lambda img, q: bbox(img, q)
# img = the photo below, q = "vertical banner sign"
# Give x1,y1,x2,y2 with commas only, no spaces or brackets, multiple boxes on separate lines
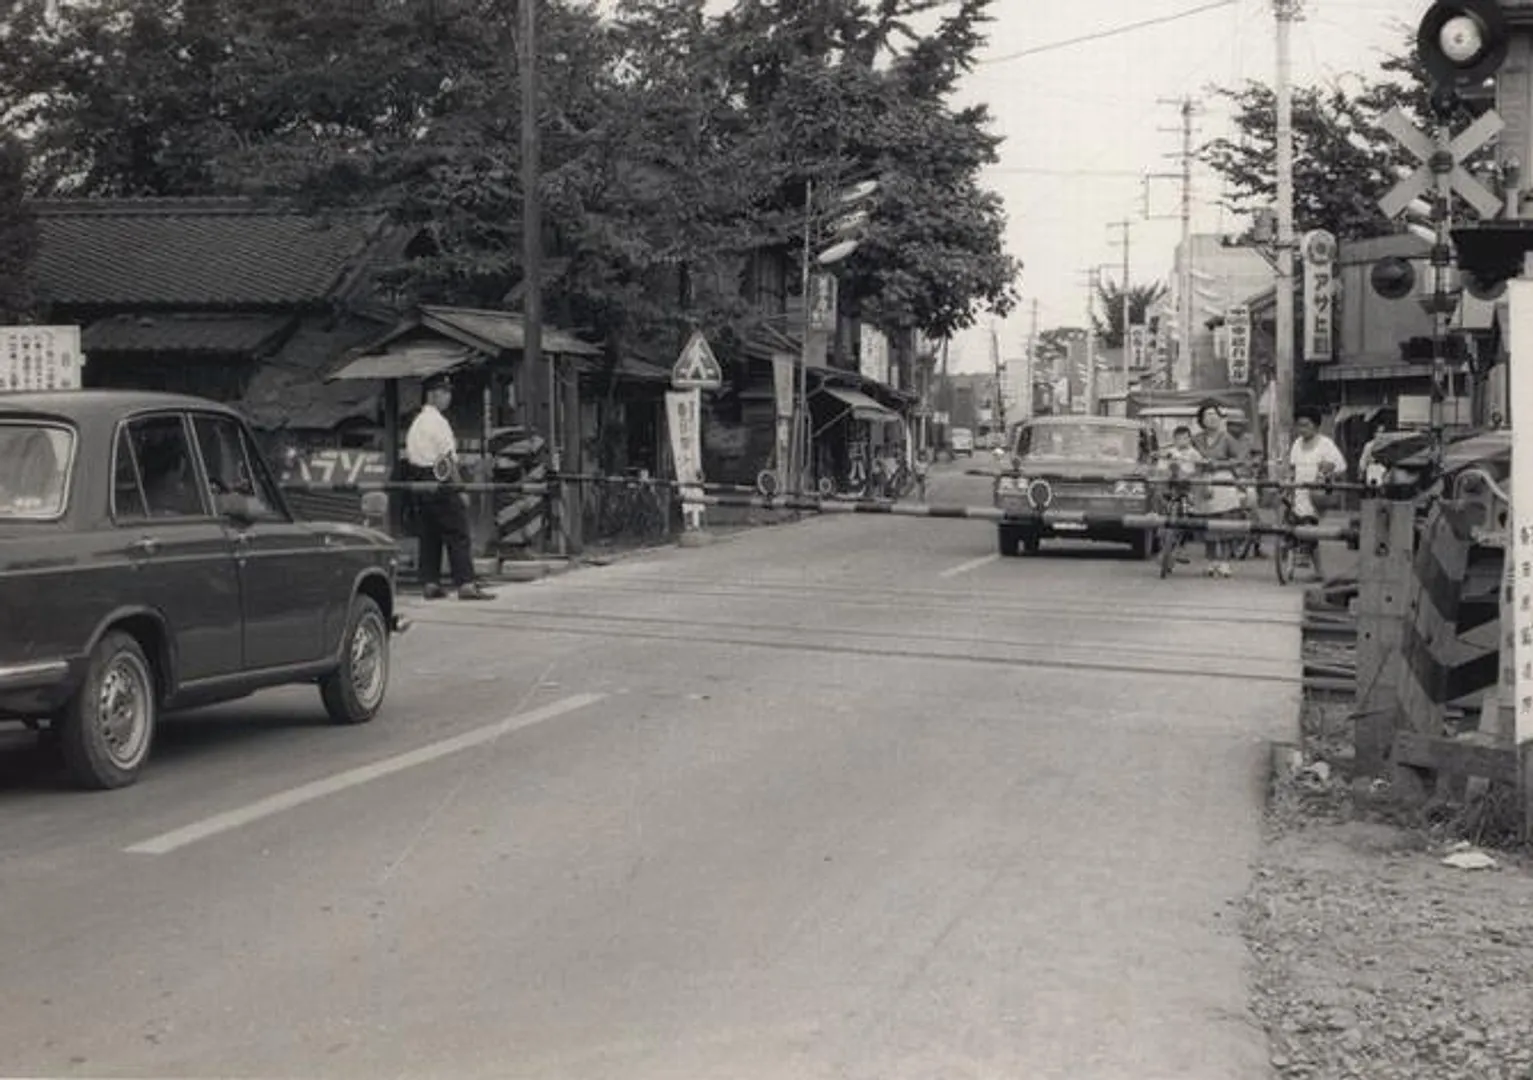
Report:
1508,281,1533,747
666,389,704,529
0,326,84,392
772,353,795,473
808,273,838,334
1226,305,1251,385
1302,230,1337,363
860,327,889,385
1128,324,1147,369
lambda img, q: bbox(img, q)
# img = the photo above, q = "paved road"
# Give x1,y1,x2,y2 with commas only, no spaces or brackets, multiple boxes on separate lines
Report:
0,465,1300,1079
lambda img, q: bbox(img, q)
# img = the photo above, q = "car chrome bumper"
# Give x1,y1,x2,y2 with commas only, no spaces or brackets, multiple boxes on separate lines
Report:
0,659,71,692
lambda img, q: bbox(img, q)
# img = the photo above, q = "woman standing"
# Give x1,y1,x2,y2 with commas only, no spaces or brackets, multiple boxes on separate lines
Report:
1192,399,1244,578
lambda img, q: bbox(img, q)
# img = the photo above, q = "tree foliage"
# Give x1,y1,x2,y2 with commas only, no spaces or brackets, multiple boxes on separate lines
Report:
1090,281,1165,348
0,132,36,321
1199,33,1495,241
3,0,1019,346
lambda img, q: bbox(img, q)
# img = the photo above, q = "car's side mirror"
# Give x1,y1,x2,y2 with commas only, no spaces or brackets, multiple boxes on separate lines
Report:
216,491,256,527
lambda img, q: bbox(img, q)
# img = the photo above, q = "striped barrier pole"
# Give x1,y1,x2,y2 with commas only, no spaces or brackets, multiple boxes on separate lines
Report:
964,470,1401,495
677,492,1358,542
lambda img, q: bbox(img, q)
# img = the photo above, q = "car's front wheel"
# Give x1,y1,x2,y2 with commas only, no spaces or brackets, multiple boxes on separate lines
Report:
1129,530,1154,560
59,630,158,790
320,594,390,725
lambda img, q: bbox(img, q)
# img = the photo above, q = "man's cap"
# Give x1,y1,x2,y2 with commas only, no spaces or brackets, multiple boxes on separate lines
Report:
423,372,453,392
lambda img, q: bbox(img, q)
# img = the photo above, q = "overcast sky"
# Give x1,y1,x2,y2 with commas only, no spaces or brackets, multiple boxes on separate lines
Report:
941,0,1422,373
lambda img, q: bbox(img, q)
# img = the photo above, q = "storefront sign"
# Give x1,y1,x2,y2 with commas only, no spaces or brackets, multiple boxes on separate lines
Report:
0,325,84,392
1506,280,1533,746
1302,230,1337,363
279,447,390,487
808,273,838,333
860,327,890,385
1226,305,1251,385
1128,324,1147,369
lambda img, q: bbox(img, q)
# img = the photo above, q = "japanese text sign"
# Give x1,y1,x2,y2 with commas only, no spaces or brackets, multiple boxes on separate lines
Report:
1226,305,1251,385
1302,230,1336,364
1128,324,1147,369
665,389,704,489
0,326,84,393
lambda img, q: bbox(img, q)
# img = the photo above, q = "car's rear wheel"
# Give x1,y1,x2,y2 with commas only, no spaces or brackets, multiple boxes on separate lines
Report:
1129,530,1153,560
997,526,1020,557
321,595,390,725
59,630,158,790
1021,534,1041,556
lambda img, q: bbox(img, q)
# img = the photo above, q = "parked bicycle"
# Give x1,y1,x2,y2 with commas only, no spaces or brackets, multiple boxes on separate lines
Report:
1272,489,1321,586
1157,465,1198,579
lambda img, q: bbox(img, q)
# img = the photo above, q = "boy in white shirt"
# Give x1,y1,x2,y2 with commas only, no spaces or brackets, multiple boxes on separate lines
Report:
1285,406,1347,580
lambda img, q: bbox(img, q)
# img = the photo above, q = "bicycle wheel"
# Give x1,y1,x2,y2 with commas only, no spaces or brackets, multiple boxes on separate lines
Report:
1274,534,1297,586
1158,528,1179,578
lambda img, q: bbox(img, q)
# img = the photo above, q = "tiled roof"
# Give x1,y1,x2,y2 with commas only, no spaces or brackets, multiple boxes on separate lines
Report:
81,313,293,354
29,199,393,310
239,314,392,432
419,306,602,357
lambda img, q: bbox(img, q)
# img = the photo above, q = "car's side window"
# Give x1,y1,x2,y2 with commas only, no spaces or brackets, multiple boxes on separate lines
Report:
191,414,285,522
126,415,209,519
237,425,290,521
111,427,149,521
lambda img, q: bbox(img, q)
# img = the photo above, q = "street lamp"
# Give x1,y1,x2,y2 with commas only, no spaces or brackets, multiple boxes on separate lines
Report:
789,177,881,496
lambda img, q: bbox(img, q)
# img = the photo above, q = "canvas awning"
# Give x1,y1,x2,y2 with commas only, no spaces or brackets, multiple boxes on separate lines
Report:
326,343,477,382
822,385,900,424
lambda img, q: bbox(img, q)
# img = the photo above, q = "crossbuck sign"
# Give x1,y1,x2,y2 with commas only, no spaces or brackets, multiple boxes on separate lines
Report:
1377,106,1504,221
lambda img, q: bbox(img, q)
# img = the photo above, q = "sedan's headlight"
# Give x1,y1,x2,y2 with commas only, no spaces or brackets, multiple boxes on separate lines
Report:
1114,480,1147,498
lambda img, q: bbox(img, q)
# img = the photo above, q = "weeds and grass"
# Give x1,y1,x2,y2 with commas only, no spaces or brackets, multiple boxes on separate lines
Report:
1283,698,1530,856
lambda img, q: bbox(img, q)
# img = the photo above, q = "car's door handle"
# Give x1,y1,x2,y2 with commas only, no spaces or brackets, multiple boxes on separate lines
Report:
127,537,159,557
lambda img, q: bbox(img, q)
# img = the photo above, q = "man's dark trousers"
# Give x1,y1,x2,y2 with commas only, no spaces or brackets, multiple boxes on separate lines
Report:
411,468,475,588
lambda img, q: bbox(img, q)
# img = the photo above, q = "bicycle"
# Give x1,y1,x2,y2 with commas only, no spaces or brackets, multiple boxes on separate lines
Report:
1157,471,1197,579
1272,490,1321,586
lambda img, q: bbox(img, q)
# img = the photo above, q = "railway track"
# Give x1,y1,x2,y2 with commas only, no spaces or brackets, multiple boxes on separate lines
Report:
1301,585,1356,703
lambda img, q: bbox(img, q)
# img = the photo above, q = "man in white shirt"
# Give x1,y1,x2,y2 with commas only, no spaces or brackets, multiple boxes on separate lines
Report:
405,374,493,601
1285,406,1348,580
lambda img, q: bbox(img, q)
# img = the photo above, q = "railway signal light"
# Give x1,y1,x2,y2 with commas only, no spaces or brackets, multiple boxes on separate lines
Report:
1417,0,1510,92
1371,256,1418,300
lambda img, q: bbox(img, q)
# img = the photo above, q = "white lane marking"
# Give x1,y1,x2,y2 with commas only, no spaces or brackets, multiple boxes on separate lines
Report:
124,693,606,856
939,553,1000,579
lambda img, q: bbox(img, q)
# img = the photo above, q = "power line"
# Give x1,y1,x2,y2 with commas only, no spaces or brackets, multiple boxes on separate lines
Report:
981,0,1241,65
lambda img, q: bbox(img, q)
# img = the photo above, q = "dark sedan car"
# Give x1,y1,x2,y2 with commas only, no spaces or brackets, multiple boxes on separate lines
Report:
0,391,407,789
992,415,1161,558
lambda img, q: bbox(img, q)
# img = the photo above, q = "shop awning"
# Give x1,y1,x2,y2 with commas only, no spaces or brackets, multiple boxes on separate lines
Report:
822,385,900,424
326,343,477,382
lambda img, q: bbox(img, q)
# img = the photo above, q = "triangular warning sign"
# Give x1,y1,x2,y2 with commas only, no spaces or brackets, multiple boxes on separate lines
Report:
672,331,723,388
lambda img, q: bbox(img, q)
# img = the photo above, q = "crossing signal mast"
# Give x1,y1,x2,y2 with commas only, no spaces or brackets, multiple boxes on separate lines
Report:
1376,0,1518,456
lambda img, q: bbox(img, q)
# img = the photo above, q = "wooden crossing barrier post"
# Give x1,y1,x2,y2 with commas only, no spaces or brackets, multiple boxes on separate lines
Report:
1353,498,1417,778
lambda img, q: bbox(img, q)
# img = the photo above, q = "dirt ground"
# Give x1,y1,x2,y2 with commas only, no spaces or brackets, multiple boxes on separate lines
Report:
1245,701,1533,1079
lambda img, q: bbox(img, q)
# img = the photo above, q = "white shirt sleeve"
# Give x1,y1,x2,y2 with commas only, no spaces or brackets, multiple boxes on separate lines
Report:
405,407,457,468
1320,437,1347,477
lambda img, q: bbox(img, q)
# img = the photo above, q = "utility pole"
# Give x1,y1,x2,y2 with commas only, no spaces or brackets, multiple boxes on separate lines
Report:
1108,219,1133,385
989,320,1005,432
519,0,553,550
1084,267,1100,415
1156,97,1198,391
791,181,815,495
1272,0,1300,466
1024,298,1039,420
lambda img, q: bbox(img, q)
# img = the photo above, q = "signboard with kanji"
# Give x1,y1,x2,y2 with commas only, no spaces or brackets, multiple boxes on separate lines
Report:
1226,305,1251,385
0,326,84,393
1302,231,1336,364
1128,324,1147,369
808,273,838,333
